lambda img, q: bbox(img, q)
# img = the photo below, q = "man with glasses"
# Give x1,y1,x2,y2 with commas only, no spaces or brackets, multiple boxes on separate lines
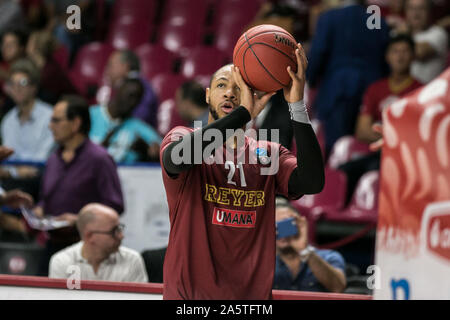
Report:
34,95,124,276
0,58,53,173
49,203,147,282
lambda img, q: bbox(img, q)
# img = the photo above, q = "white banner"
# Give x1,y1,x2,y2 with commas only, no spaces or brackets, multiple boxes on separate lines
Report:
118,165,170,253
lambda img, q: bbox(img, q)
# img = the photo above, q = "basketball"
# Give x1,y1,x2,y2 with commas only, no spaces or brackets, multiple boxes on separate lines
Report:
233,24,298,93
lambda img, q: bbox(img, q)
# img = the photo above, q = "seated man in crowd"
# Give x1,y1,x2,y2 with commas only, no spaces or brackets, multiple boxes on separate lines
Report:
0,58,53,194
89,77,161,163
273,198,346,293
339,33,422,204
396,0,448,83
34,95,124,275
1,58,54,164
49,203,147,282
96,49,159,128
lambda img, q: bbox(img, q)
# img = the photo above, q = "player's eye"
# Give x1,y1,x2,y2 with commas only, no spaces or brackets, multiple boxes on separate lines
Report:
217,83,225,88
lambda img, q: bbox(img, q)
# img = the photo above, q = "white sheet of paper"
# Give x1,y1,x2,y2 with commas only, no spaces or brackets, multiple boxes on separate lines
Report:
20,206,71,231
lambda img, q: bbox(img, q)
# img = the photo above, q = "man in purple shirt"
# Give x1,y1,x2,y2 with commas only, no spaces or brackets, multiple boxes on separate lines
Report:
34,95,124,275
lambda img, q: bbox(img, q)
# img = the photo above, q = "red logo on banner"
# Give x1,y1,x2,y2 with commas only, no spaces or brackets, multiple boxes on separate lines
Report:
427,214,450,261
212,207,256,228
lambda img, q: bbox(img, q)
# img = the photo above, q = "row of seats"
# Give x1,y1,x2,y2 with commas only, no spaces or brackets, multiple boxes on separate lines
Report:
68,42,228,100
105,0,264,57
292,136,378,245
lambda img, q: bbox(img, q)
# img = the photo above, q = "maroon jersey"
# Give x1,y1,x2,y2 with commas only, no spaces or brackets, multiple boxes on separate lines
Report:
360,77,422,122
160,126,298,299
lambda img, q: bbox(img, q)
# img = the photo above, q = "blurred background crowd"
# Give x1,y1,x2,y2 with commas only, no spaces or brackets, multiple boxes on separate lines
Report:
0,0,449,295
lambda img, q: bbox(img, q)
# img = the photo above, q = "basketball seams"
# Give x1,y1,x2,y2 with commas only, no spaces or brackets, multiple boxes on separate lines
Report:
244,33,286,88
251,42,297,67
233,29,296,63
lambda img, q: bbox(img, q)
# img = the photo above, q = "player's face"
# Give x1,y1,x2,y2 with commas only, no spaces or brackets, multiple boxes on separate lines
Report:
386,42,414,75
405,0,429,30
206,65,240,121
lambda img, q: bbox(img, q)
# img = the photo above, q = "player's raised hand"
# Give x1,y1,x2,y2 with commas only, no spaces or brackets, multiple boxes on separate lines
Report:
283,43,308,103
233,66,275,119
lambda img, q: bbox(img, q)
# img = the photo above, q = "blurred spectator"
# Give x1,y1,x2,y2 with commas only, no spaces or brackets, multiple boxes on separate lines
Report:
306,0,390,155
380,0,406,30
0,27,29,117
0,0,25,35
309,0,341,38
1,58,53,164
49,203,148,282
26,30,78,105
0,27,28,85
90,77,161,164
396,0,448,83
175,80,209,128
0,186,34,241
44,0,94,64
96,50,159,128
339,34,422,204
34,95,124,275
20,0,47,30
247,2,298,36
0,59,53,194
273,198,346,293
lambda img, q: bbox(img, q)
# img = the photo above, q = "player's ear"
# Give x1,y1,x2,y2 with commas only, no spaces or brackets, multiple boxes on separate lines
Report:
205,87,210,105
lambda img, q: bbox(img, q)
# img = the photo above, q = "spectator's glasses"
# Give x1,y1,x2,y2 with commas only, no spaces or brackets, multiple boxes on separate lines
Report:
91,223,125,238
7,78,31,88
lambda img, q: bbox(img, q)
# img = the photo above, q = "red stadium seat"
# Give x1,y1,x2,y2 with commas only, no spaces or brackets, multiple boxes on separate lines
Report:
212,0,264,57
157,23,203,55
327,136,371,169
111,0,158,21
292,167,348,244
106,17,152,50
69,42,113,98
157,98,189,136
52,44,70,71
323,170,379,224
135,44,176,82
161,0,209,26
180,46,227,79
150,73,187,102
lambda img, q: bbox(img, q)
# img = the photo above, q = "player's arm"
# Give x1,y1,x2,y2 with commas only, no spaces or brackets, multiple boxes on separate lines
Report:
162,89,274,176
284,44,325,197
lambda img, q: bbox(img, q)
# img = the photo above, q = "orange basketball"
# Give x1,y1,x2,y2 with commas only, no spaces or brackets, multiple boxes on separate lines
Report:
233,24,298,93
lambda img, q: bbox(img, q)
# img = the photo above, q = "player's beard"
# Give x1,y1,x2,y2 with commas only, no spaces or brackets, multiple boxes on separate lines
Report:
209,105,219,121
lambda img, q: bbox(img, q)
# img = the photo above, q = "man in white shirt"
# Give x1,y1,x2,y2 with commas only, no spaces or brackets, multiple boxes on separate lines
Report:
1,59,54,179
401,0,448,83
49,203,148,283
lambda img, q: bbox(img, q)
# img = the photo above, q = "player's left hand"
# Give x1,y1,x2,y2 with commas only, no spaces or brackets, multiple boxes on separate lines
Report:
283,43,308,103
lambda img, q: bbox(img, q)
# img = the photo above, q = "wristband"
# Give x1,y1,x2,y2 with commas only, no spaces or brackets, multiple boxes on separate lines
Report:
299,245,315,262
288,100,310,124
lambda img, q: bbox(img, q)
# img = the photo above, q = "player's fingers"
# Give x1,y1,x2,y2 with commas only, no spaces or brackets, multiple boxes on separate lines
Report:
287,66,300,82
296,44,308,75
233,66,248,90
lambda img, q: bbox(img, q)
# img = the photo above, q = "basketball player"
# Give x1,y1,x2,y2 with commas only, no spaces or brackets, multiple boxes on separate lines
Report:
160,44,324,299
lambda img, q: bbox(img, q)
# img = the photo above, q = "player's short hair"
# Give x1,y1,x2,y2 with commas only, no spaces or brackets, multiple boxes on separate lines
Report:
386,33,415,53
119,49,140,72
209,63,233,88
179,80,208,109
9,58,40,86
59,95,91,135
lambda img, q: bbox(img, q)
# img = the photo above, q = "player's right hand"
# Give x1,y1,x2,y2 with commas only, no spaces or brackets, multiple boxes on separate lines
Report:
232,66,275,119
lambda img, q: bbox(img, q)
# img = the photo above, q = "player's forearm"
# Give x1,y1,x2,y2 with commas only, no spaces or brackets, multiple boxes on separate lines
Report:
162,106,251,175
287,101,325,197
307,253,347,293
